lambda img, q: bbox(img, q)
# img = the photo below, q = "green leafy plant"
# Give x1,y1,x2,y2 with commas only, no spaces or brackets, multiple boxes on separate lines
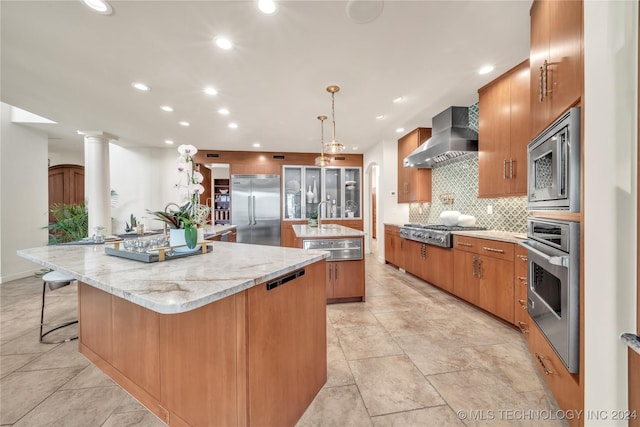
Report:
45,202,89,244
308,210,318,220
124,213,138,232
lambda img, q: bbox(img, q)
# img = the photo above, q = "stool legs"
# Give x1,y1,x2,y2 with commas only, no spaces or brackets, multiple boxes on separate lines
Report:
39,280,78,344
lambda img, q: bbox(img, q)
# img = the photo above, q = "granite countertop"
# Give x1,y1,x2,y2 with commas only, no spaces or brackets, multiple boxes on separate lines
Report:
292,224,365,238
17,242,327,315
204,223,237,237
383,222,405,228
451,229,527,244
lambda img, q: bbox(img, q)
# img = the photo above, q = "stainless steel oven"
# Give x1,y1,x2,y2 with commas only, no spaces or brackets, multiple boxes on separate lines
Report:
528,107,580,211
519,218,580,373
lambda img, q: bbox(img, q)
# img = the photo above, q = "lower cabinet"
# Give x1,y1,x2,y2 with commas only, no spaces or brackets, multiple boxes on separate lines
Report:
384,225,404,268
514,245,530,339
326,260,364,301
452,236,515,324
404,240,454,293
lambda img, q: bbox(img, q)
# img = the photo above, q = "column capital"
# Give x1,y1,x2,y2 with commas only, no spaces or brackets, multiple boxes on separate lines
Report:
77,130,119,142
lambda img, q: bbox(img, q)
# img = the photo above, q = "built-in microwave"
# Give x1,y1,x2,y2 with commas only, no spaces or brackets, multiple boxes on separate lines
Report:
527,107,580,211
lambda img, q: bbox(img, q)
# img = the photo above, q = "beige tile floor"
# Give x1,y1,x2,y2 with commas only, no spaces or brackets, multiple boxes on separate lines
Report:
0,252,565,426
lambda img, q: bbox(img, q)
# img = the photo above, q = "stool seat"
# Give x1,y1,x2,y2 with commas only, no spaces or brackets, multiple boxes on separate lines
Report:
40,270,78,344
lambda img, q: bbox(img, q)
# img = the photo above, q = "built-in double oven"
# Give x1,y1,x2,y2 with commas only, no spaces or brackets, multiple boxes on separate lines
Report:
521,106,581,374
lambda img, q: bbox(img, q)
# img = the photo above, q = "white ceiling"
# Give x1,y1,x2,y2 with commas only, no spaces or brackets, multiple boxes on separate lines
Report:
1,0,531,155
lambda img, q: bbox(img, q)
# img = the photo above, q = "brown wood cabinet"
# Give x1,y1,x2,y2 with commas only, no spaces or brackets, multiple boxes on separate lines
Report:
403,240,454,293
513,245,530,338
453,236,515,323
478,60,530,198
384,225,404,268
78,260,327,427
528,321,581,424
397,128,432,203
529,0,583,138
327,260,364,301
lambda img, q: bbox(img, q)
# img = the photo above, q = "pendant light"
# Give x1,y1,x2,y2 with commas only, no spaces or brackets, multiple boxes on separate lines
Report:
315,115,331,167
323,85,345,154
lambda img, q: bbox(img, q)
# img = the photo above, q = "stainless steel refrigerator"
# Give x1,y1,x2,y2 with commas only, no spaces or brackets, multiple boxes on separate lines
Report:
231,174,281,246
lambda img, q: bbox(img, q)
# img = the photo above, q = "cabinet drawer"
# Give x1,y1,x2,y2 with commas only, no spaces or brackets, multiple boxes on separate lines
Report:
453,236,515,262
529,322,581,417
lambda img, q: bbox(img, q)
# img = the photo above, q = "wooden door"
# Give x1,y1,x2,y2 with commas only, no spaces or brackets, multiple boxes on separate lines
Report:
478,256,514,324
530,0,551,138
48,164,84,208
424,245,453,293
509,61,531,195
478,72,511,197
547,0,583,125
397,132,415,203
371,191,377,239
453,250,479,305
333,261,364,299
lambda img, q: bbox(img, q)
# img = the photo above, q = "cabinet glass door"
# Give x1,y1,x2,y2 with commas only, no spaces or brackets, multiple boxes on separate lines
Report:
344,168,361,218
304,167,322,219
323,167,342,219
283,167,302,219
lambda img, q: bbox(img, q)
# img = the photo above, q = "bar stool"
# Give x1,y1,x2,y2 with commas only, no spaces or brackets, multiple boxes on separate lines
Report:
40,270,78,344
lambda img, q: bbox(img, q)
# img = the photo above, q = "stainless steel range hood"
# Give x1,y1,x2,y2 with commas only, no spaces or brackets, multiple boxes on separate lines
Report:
403,106,478,168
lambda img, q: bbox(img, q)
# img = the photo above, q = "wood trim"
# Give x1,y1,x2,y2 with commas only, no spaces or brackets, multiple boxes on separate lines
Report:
528,210,583,222
193,150,363,168
235,292,248,427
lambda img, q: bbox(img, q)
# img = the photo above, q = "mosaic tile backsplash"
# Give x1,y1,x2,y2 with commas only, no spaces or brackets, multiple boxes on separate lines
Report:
408,102,527,233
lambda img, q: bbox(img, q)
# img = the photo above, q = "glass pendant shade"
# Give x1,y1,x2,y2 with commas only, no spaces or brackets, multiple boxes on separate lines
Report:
314,154,331,167
324,139,344,154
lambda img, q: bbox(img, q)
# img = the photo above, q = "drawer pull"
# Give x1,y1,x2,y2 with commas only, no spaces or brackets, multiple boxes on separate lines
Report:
517,276,528,285
482,247,505,253
517,254,528,261
517,299,527,309
517,321,529,334
457,242,472,247
535,352,553,375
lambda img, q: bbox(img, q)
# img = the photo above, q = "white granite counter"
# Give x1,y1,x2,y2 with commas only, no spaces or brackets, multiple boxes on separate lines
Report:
204,223,237,238
17,242,327,315
451,230,527,244
383,222,405,228
292,224,365,238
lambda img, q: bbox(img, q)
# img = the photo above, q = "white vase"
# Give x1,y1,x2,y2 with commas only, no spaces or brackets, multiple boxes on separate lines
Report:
169,228,204,251
306,186,314,203
312,179,318,203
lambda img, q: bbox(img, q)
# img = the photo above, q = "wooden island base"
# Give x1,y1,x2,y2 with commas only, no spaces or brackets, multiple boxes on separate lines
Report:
78,260,327,427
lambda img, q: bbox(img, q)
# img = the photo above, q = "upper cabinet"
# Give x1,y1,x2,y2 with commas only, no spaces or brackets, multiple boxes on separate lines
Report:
530,0,583,138
397,128,432,203
478,60,530,198
283,166,362,220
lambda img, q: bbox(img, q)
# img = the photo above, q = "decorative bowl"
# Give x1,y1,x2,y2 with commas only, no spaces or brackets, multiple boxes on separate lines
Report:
457,214,477,227
439,210,461,226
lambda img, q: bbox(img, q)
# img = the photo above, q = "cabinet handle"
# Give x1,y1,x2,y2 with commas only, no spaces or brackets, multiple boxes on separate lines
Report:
477,259,483,279
535,352,553,375
539,65,544,102
329,264,332,281
509,159,514,179
516,254,528,261
472,256,477,278
482,247,505,254
542,59,551,98
457,242,472,247
517,276,528,285
517,321,529,334
503,159,507,180
518,299,527,309
335,264,338,280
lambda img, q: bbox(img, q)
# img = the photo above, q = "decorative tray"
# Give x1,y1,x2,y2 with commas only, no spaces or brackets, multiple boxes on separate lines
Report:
105,242,212,263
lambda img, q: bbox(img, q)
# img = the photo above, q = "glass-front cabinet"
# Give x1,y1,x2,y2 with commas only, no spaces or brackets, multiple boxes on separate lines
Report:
283,166,361,220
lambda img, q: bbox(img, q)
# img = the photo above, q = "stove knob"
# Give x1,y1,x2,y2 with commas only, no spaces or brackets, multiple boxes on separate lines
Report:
437,236,445,243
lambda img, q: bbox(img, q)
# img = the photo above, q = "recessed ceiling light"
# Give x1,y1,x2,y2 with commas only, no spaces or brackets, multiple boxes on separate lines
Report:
376,115,385,120
393,96,404,103
218,108,230,115
131,82,150,91
161,105,174,112
228,122,238,129
204,86,218,96
395,127,405,133
215,37,233,50
253,143,261,148
352,146,358,151
258,0,278,15
81,0,112,15
478,65,495,75
165,140,174,145
179,121,190,127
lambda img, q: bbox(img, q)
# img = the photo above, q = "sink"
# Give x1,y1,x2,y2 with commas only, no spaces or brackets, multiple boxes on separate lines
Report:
319,224,340,229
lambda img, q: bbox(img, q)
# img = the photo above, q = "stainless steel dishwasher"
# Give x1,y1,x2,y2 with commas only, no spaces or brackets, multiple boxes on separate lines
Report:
302,238,363,261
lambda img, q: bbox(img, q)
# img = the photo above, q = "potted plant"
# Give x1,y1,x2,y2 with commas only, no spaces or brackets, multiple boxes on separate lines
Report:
45,202,89,244
308,210,318,227
148,144,210,249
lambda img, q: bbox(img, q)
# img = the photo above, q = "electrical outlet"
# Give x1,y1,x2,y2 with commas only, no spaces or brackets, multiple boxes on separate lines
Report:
487,205,493,215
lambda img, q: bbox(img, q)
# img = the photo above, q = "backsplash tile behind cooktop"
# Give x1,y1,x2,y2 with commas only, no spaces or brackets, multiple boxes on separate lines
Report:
408,153,527,233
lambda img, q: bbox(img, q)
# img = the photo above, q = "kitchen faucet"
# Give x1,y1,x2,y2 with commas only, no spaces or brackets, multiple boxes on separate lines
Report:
163,202,181,235
316,200,334,227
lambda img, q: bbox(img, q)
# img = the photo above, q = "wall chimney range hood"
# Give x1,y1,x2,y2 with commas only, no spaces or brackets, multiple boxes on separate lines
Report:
403,106,478,168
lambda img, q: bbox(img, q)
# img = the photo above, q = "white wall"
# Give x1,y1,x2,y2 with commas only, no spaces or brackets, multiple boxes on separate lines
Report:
364,139,409,263
584,1,638,424
48,149,84,167
109,144,183,234
0,103,50,282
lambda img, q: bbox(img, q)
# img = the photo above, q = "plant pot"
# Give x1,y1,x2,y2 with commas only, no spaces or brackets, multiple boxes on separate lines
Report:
308,219,318,227
169,228,205,250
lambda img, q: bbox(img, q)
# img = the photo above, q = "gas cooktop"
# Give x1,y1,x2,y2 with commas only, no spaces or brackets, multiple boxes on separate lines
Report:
400,224,487,247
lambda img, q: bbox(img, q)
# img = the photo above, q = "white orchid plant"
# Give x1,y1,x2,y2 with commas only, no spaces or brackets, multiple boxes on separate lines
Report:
148,144,211,248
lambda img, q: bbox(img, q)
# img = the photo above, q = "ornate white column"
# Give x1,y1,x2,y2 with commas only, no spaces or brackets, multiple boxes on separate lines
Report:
79,131,118,235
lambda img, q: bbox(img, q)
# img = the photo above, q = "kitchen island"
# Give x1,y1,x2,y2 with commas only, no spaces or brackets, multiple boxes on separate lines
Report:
17,242,328,427
293,224,365,303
